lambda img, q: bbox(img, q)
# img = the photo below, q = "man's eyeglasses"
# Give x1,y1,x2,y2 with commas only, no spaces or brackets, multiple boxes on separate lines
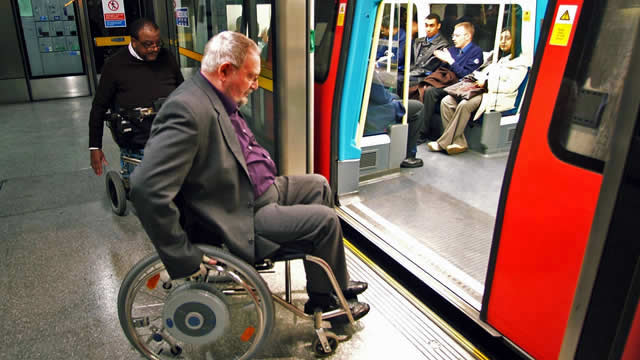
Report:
139,40,164,50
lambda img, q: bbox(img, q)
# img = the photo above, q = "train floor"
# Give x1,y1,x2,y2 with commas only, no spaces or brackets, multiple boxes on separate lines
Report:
340,127,508,309
0,97,487,359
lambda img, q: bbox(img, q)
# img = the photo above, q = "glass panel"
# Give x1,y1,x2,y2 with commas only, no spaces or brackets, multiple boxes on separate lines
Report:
86,0,142,74
549,0,640,172
429,4,500,51
171,0,277,161
364,3,417,136
375,2,407,82
314,1,339,82
17,0,86,77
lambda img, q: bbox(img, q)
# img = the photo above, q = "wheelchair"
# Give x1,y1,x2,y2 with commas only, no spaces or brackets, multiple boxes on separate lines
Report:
118,244,356,359
104,104,160,216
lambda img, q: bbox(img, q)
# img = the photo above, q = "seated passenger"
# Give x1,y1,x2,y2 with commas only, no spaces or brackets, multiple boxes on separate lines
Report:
428,28,528,154
376,15,406,71
397,14,450,93
365,71,425,168
130,31,370,324
418,22,484,142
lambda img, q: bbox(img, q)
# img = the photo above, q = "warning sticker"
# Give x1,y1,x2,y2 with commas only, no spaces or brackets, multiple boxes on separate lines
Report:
337,3,346,27
549,5,578,46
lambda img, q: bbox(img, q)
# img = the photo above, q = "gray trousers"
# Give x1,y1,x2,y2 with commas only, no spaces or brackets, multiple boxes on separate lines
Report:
437,94,482,148
254,174,348,294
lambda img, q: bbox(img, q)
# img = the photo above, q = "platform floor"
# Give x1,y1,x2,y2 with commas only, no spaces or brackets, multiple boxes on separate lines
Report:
0,97,483,359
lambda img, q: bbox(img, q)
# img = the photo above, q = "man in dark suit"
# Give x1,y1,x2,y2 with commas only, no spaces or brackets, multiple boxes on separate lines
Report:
130,31,369,322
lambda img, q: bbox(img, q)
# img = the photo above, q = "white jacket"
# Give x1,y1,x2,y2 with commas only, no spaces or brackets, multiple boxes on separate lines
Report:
472,54,529,121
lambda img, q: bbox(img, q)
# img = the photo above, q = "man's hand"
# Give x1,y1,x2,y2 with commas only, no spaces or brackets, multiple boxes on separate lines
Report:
90,149,108,176
186,255,218,280
434,49,455,65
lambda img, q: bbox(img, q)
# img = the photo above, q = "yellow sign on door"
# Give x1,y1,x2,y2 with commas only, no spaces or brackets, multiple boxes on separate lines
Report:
550,5,578,46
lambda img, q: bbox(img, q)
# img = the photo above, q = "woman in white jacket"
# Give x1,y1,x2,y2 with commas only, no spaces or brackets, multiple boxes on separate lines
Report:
428,28,528,154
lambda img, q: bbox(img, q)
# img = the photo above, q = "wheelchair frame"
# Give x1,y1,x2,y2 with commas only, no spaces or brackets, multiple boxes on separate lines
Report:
118,244,356,359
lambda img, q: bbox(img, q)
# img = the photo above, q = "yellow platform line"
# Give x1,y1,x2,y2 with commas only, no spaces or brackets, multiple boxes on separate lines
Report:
344,239,490,360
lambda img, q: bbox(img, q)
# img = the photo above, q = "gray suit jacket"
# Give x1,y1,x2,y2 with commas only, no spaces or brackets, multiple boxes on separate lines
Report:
130,73,279,279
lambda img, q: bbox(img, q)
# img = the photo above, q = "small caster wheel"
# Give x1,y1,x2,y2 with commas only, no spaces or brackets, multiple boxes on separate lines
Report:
170,345,182,356
106,170,127,216
312,334,339,356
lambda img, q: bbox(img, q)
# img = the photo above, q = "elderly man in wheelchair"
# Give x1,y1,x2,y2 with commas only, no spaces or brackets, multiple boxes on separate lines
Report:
118,31,370,359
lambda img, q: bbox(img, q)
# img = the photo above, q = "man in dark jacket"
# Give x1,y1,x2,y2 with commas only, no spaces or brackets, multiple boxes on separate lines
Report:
397,14,450,95
89,18,184,177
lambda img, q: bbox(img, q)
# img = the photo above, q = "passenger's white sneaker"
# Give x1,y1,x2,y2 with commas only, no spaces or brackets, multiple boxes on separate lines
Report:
427,141,441,152
445,144,468,155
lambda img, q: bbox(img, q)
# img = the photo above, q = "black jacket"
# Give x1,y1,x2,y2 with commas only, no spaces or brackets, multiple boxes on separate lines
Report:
410,33,451,77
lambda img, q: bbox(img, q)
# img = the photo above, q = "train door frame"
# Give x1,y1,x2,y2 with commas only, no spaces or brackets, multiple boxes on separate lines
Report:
327,0,544,341
480,0,640,358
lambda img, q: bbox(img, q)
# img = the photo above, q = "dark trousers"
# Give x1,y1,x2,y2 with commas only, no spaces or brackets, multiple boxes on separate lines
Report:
397,74,425,97
406,99,424,157
420,87,448,140
254,174,348,294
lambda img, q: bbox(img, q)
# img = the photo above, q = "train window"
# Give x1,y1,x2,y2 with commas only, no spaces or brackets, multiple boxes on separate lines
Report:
359,2,417,139
374,3,411,77
314,1,340,82
429,4,508,52
548,0,639,172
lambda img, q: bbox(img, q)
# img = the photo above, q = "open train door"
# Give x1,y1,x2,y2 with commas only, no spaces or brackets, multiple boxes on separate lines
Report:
480,0,640,359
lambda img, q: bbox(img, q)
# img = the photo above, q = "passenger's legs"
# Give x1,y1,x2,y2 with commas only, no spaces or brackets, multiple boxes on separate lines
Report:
437,95,482,150
254,202,348,294
405,100,424,157
419,87,448,141
401,100,425,168
272,174,333,207
119,148,144,189
254,175,369,320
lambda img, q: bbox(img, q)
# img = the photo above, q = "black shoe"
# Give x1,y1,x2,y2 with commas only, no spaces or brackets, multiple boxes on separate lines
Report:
341,280,368,299
400,157,423,168
304,295,371,323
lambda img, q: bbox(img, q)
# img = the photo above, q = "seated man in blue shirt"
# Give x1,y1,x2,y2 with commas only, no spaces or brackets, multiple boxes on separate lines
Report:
418,22,483,142
376,15,406,71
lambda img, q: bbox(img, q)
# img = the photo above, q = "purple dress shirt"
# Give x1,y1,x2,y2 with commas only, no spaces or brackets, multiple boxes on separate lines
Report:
201,73,277,198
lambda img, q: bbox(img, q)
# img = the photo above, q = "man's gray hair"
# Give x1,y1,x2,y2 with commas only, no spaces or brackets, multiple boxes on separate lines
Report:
201,31,259,73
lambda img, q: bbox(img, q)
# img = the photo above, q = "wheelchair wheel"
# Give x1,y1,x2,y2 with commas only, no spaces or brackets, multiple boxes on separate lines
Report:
106,170,127,216
312,333,339,356
118,245,275,360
